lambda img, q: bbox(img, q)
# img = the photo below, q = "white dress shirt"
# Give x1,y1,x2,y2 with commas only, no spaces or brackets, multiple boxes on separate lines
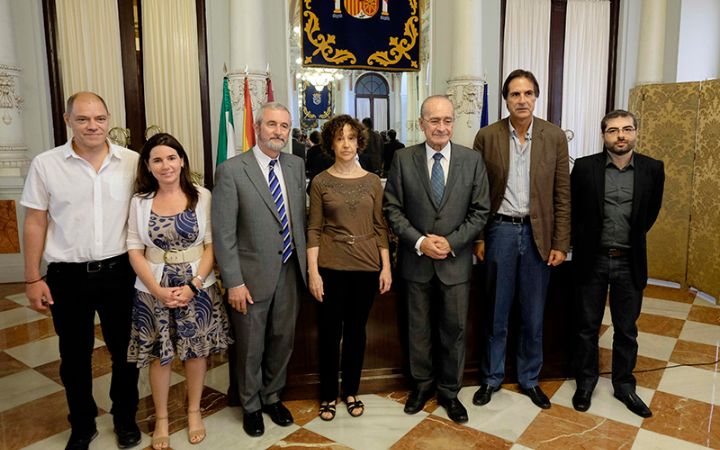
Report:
20,139,138,263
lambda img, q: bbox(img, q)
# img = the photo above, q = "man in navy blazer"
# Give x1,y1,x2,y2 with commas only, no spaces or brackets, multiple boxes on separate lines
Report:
571,109,664,418
384,95,490,423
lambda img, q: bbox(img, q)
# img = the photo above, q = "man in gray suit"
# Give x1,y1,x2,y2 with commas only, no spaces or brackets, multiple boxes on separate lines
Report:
384,95,490,423
212,102,307,437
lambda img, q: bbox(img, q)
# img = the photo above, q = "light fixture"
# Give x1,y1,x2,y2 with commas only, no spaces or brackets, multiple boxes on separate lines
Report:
299,68,343,91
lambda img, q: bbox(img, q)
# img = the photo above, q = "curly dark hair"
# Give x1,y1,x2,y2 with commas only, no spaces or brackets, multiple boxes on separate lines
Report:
320,114,367,156
134,132,199,210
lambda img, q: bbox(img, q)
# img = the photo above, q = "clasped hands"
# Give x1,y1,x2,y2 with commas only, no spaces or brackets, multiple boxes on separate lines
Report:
154,284,196,309
421,234,452,259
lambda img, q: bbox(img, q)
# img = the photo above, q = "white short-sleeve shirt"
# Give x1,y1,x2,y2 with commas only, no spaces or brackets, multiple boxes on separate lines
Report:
20,139,139,263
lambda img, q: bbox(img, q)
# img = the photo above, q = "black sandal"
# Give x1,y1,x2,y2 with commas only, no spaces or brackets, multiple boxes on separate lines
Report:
344,396,364,417
319,401,336,421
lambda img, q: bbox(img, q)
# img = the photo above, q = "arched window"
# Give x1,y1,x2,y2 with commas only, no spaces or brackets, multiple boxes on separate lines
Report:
354,73,390,131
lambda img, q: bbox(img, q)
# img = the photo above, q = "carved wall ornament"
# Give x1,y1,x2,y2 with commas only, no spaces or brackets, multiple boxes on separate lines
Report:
0,66,24,113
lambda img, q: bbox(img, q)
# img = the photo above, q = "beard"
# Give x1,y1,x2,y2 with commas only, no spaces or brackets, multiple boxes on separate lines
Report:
261,136,286,152
606,140,635,156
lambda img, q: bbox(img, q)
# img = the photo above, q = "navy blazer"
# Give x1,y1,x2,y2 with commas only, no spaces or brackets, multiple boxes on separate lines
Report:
571,151,664,289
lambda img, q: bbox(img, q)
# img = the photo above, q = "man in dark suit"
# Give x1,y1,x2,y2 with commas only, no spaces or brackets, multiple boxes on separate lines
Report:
472,69,570,409
212,102,308,437
291,128,306,160
383,129,405,175
384,95,490,423
571,109,664,418
362,117,384,175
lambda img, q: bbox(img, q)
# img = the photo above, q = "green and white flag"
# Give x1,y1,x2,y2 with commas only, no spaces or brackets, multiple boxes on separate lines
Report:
216,77,236,166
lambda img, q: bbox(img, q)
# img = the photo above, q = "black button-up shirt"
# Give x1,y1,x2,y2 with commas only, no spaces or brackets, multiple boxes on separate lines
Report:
600,154,634,249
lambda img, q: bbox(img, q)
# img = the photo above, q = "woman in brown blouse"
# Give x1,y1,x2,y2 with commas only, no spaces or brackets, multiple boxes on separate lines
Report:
307,114,392,421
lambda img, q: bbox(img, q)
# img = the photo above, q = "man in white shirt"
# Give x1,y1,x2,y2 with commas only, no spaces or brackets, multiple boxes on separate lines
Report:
21,92,141,450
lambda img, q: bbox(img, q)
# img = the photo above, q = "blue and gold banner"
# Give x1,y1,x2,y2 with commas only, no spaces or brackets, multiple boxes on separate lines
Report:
302,81,333,120
301,0,420,72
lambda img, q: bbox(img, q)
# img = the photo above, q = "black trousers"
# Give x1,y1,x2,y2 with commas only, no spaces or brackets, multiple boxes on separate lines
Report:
318,268,378,401
46,254,139,433
573,254,644,395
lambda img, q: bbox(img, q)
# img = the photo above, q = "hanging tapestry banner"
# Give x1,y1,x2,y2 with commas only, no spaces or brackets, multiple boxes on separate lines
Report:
302,81,333,120
301,0,420,72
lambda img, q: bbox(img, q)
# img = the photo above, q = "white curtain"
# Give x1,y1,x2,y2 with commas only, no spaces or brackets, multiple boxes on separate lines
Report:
55,0,126,135
142,0,204,178
373,98,388,131
561,0,610,162
356,98,370,122
503,0,551,119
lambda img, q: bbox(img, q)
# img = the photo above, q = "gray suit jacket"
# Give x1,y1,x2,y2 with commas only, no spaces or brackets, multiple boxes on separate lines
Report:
384,142,490,285
212,149,308,301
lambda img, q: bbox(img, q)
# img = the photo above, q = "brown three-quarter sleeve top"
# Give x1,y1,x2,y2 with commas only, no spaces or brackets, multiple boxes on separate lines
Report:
307,171,389,272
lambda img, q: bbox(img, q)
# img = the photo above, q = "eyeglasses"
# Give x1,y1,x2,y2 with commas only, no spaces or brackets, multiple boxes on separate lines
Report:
604,126,636,136
422,117,454,127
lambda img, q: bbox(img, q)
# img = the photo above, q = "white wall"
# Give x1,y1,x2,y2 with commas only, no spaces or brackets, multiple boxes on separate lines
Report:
205,0,230,171
676,0,720,82
10,0,53,157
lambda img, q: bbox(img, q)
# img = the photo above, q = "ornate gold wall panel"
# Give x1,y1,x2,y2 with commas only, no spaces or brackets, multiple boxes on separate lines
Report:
687,79,720,300
629,82,699,286
0,200,20,254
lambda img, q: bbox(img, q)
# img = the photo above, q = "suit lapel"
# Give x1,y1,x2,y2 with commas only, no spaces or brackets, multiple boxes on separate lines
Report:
441,143,462,209
630,153,645,226
529,119,543,185
498,119,511,182
243,152,281,223
279,153,300,222
412,146,437,208
592,153,606,219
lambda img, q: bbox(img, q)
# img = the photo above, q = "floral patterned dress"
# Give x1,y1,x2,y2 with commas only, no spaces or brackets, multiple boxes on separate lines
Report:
127,209,231,367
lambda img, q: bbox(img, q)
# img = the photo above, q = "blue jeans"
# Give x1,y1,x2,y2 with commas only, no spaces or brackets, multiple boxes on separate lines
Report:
482,220,551,388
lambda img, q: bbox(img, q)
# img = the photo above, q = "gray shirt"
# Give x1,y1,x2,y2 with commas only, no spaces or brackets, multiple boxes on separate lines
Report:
601,154,634,248
498,120,533,217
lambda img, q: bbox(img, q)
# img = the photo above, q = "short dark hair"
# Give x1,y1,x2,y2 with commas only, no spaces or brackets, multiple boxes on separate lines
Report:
309,130,321,145
362,117,373,129
321,115,367,156
66,91,109,115
502,69,540,100
387,129,397,140
601,109,637,132
134,133,199,210
292,128,302,139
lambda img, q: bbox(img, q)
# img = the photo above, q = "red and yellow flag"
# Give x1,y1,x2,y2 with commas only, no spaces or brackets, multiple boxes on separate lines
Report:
242,77,256,151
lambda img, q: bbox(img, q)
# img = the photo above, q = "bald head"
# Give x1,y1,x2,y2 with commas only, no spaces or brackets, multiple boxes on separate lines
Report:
66,92,109,115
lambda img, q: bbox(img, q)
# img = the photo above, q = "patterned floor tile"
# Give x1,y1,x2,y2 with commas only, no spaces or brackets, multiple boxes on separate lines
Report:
641,297,692,320
687,304,720,326
636,312,685,338
517,404,639,449
632,428,711,449
269,428,352,449
0,369,63,413
642,390,720,448
644,285,696,303
600,327,677,361
598,348,667,390
0,390,72,450
0,298,22,312
679,320,720,346
669,339,720,371
657,364,720,405
0,317,55,350
0,351,28,378
391,414,512,449
458,386,542,442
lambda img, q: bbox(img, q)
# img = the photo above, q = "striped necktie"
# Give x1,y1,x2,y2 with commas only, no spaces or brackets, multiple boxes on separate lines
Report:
431,152,445,204
268,159,293,263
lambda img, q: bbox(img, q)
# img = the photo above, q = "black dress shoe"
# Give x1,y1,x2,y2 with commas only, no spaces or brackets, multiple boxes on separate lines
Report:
114,421,141,449
404,390,433,414
262,401,294,426
472,383,500,406
65,429,98,450
438,397,469,423
522,386,551,409
572,389,592,412
243,410,265,437
614,391,652,418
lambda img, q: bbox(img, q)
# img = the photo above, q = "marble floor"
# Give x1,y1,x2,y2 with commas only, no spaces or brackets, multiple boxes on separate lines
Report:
0,283,718,449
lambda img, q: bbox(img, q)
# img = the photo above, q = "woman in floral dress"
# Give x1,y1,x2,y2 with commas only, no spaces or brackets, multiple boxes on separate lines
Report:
126,133,231,449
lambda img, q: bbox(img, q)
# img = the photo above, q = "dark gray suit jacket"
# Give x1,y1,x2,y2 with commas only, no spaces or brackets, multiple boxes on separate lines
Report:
212,149,308,301
384,142,490,285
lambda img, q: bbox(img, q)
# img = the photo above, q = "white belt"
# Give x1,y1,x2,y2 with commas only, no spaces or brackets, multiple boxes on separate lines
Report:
145,246,204,264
